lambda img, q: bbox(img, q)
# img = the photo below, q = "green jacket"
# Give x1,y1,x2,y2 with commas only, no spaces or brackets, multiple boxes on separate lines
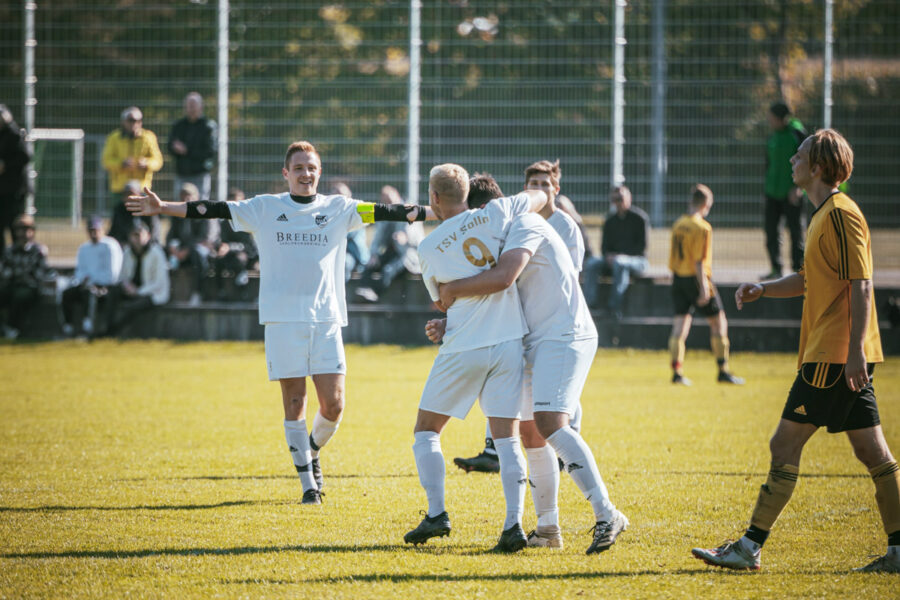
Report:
765,118,806,199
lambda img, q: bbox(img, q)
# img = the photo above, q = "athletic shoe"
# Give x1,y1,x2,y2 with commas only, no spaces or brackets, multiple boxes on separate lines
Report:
586,511,629,554
311,457,323,489
672,373,692,386
526,525,563,549
718,371,745,385
853,549,900,573
493,523,527,553
691,540,761,570
301,488,323,505
404,511,451,545
453,451,500,473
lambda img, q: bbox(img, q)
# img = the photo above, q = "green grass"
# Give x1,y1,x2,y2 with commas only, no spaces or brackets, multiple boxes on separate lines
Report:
0,340,898,599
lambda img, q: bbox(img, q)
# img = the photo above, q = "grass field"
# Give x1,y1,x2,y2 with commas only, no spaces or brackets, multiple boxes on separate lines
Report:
1,340,898,599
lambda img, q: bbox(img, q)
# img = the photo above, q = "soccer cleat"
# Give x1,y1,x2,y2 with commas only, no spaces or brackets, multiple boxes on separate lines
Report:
672,372,692,386
718,371,745,385
526,525,563,549
493,523,528,553
453,451,500,473
853,549,900,573
691,540,761,571
404,511,451,545
311,457,323,489
301,488,324,505
586,511,629,555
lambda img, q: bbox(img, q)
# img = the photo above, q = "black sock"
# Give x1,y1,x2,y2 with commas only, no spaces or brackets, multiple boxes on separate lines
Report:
745,525,770,546
888,530,900,546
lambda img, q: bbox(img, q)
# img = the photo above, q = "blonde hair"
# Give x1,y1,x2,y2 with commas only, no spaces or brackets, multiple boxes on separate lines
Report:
524,159,561,188
808,129,853,186
690,183,713,207
284,140,320,169
429,163,470,205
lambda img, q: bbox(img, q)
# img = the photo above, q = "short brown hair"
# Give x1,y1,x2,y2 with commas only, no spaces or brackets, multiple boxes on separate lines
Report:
467,172,504,209
429,163,469,205
524,159,560,188
690,183,713,207
807,129,853,187
284,141,320,169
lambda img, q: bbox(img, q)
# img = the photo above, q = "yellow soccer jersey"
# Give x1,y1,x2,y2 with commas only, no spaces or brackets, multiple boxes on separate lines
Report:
797,192,883,367
669,214,712,279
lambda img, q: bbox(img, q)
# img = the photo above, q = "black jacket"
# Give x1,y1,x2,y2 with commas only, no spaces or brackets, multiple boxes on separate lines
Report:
0,122,32,202
167,117,217,176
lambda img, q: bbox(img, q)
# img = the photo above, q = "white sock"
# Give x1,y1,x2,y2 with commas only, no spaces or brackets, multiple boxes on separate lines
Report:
413,431,445,517
309,412,340,458
494,436,527,530
570,403,583,433
483,421,497,456
284,419,317,492
739,535,762,555
546,426,615,522
526,445,560,528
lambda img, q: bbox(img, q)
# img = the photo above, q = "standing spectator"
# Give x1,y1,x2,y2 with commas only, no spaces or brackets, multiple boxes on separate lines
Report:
102,107,163,242
0,104,32,257
108,222,170,334
168,92,217,201
582,186,650,319
0,215,49,339
215,188,258,300
165,182,218,305
763,101,807,279
61,216,123,336
354,185,423,303
331,182,370,280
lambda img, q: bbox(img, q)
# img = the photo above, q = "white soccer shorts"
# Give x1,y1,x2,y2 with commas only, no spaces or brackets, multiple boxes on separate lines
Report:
521,336,597,421
418,338,524,420
264,321,346,381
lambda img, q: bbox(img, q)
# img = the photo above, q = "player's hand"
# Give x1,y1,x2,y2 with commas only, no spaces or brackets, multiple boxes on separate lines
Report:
126,187,163,216
434,300,447,312
696,289,711,307
845,348,868,392
424,318,446,344
735,283,764,310
438,283,456,310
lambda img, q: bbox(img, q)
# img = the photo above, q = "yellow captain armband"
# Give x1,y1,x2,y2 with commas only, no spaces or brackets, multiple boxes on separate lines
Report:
356,202,376,223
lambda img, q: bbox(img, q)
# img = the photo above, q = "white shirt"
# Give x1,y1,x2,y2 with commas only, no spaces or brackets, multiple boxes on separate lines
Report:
418,194,531,354
503,213,597,345
227,193,366,325
74,237,122,286
547,209,584,272
121,243,171,305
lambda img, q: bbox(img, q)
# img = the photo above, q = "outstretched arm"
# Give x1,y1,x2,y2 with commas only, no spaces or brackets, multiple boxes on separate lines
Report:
523,189,548,213
438,248,531,308
359,203,434,224
126,187,231,219
735,272,804,310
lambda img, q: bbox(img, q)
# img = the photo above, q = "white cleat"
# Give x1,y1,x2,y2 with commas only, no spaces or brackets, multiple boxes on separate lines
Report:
692,540,761,571
526,525,563,549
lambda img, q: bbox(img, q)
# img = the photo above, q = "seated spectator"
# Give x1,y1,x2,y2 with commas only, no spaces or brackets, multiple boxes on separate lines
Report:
0,214,50,339
108,222,170,334
61,216,123,336
214,188,258,300
109,179,161,247
331,182,370,280
165,182,218,305
354,185,423,303
583,185,650,318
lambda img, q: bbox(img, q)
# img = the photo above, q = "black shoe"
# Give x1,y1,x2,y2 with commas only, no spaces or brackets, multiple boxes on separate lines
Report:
453,451,500,473
586,511,629,554
301,488,324,505
404,511,451,545
672,372,692,386
717,371,745,385
492,523,527,553
311,457,323,489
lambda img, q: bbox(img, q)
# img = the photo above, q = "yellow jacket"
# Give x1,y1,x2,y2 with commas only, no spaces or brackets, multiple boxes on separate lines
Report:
101,128,163,193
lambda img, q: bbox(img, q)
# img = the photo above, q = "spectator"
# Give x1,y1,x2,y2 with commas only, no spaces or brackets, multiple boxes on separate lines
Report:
331,182,370,280
108,221,170,334
109,180,161,246
354,185,423,303
0,104,31,257
0,215,50,339
61,216,123,337
582,185,650,318
763,101,807,279
165,182,218,305
102,106,163,242
215,188,258,300
168,92,217,201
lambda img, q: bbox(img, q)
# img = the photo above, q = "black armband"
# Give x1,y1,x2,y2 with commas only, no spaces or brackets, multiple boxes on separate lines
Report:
186,201,232,219
369,203,426,223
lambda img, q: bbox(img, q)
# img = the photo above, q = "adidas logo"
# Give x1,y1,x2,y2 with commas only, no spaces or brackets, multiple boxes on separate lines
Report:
518,478,528,485
336,362,344,370
276,213,289,222
567,463,584,473
288,445,298,452
794,405,807,416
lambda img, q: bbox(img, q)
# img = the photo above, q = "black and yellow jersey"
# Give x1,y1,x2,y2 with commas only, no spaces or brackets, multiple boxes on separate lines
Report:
668,214,712,279
798,192,882,367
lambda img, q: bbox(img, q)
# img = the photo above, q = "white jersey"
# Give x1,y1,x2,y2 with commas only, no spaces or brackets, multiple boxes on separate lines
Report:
227,192,366,325
503,213,597,345
547,209,584,272
418,193,531,354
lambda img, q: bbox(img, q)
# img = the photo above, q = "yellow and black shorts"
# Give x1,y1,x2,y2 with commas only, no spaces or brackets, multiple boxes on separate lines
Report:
782,362,880,433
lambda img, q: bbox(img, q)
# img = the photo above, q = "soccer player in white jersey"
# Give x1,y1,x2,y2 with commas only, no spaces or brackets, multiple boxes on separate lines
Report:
404,163,548,553
455,160,586,474
126,140,429,505
437,210,628,555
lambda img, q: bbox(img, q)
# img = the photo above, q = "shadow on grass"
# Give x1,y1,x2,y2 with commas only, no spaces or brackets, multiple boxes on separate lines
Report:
1,543,405,560
667,471,869,479
0,500,285,513
117,473,417,482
